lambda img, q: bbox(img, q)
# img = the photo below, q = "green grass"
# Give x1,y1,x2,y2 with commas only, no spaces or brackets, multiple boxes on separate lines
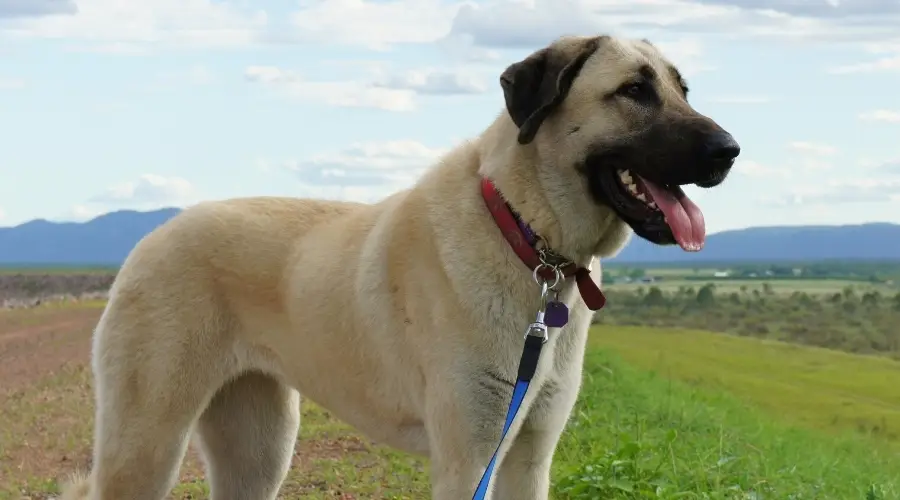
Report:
0,265,117,275
171,402,429,499
177,326,900,499
550,327,900,499
4,323,899,499
589,325,900,443
606,278,896,295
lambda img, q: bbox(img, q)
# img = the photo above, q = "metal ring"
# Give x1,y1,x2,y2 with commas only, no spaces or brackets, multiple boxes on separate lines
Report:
532,264,548,285
548,267,563,291
532,264,562,290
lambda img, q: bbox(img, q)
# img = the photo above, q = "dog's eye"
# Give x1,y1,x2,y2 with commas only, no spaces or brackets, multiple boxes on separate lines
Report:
618,81,648,99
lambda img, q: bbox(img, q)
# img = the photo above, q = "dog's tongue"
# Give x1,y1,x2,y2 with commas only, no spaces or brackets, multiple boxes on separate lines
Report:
638,177,706,252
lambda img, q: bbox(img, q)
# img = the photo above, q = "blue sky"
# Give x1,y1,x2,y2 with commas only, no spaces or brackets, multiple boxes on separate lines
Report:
1,0,898,234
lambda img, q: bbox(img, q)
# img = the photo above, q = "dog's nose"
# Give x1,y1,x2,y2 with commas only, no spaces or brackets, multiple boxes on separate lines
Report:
703,131,741,162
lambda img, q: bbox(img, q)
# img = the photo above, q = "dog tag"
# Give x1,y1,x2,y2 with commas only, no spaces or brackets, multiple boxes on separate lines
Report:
544,301,569,328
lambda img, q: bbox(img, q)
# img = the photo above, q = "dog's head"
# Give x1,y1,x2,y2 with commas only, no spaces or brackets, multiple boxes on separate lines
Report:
500,35,739,252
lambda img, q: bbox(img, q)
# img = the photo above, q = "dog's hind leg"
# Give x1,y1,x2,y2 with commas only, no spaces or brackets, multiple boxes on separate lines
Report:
194,371,301,500
60,291,236,499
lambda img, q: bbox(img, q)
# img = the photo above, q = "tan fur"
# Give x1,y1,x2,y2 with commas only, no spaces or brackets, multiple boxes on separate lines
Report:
61,35,707,499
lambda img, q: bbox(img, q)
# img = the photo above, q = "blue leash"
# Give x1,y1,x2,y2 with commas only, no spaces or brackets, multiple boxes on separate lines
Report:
471,311,548,499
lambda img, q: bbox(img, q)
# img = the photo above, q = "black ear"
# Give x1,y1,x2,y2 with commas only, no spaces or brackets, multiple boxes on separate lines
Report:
500,37,603,145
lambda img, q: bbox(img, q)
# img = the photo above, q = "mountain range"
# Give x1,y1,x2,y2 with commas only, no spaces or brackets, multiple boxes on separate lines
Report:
1,207,898,265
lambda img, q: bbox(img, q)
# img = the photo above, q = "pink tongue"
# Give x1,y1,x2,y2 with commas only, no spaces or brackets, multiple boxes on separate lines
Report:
637,177,706,252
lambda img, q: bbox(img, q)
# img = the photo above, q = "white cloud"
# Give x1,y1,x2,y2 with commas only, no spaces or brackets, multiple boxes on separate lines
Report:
828,40,900,74
734,159,789,179
872,158,900,175
769,178,900,206
371,67,487,95
652,38,715,76
286,0,458,50
735,154,832,180
858,110,900,123
0,206,6,220
0,0,267,50
68,204,102,221
245,64,487,111
436,34,502,63
788,141,838,156
0,76,25,89
863,41,900,54
275,140,448,202
88,174,197,208
689,0,900,18
3,0,899,55
444,0,900,51
828,54,900,74
245,65,416,112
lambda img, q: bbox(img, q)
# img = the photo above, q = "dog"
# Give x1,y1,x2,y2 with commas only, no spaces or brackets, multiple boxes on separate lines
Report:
61,34,739,500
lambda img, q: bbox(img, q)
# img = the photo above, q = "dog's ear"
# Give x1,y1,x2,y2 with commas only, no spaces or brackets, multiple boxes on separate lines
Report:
500,37,603,145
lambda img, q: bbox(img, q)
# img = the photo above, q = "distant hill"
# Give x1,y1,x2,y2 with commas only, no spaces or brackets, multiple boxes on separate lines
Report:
615,222,900,263
0,208,180,266
0,208,898,265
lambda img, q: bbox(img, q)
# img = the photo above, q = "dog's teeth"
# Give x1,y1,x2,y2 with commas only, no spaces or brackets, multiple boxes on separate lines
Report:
648,201,658,209
635,193,647,202
627,184,638,194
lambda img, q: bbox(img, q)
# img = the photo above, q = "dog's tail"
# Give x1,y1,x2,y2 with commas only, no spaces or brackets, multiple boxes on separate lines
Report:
58,472,91,500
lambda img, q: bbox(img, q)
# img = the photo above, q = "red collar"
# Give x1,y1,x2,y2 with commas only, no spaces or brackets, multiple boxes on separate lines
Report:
481,177,606,311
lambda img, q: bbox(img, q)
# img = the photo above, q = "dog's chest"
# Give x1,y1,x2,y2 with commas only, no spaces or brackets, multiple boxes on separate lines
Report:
513,284,594,380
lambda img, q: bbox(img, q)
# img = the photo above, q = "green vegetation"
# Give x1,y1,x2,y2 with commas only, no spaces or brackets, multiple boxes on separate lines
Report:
3,260,899,498
590,325,900,446
595,279,900,359
552,334,899,499
604,261,900,295
0,265,117,275
6,325,897,499
604,260,900,283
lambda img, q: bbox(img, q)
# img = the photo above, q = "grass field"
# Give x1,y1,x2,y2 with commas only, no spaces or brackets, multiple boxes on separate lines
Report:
591,326,900,442
1,304,898,499
603,261,900,297
0,266,117,276
605,277,898,295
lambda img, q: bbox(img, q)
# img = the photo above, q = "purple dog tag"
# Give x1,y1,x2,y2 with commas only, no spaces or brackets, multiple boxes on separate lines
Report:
544,301,569,328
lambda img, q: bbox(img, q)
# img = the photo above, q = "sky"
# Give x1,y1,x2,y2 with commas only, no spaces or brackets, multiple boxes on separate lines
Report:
0,0,899,234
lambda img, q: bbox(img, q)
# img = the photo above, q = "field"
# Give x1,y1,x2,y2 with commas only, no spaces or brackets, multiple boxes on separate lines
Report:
607,277,896,295
604,261,900,296
1,265,899,499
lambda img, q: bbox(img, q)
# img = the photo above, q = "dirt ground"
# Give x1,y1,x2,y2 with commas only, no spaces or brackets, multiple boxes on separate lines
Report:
0,296,427,499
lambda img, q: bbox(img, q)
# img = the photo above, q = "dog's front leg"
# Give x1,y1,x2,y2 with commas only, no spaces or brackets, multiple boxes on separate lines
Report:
491,377,579,500
425,369,523,500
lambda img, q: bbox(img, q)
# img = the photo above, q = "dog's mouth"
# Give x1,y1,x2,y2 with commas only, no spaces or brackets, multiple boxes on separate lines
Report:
602,168,706,252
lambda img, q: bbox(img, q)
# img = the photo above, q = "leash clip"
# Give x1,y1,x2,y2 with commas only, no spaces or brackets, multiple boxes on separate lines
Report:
524,280,550,344
524,321,549,344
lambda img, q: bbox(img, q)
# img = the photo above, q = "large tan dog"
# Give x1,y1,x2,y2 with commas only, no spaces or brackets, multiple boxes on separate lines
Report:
61,34,739,499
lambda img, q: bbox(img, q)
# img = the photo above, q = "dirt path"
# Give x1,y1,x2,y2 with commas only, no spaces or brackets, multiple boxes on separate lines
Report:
0,304,429,499
0,307,102,395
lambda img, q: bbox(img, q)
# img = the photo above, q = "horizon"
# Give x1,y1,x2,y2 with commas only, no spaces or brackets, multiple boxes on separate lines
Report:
2,205,900,234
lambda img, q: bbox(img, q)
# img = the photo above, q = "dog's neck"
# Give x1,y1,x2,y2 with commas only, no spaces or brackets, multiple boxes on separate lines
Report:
475,112,631,264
